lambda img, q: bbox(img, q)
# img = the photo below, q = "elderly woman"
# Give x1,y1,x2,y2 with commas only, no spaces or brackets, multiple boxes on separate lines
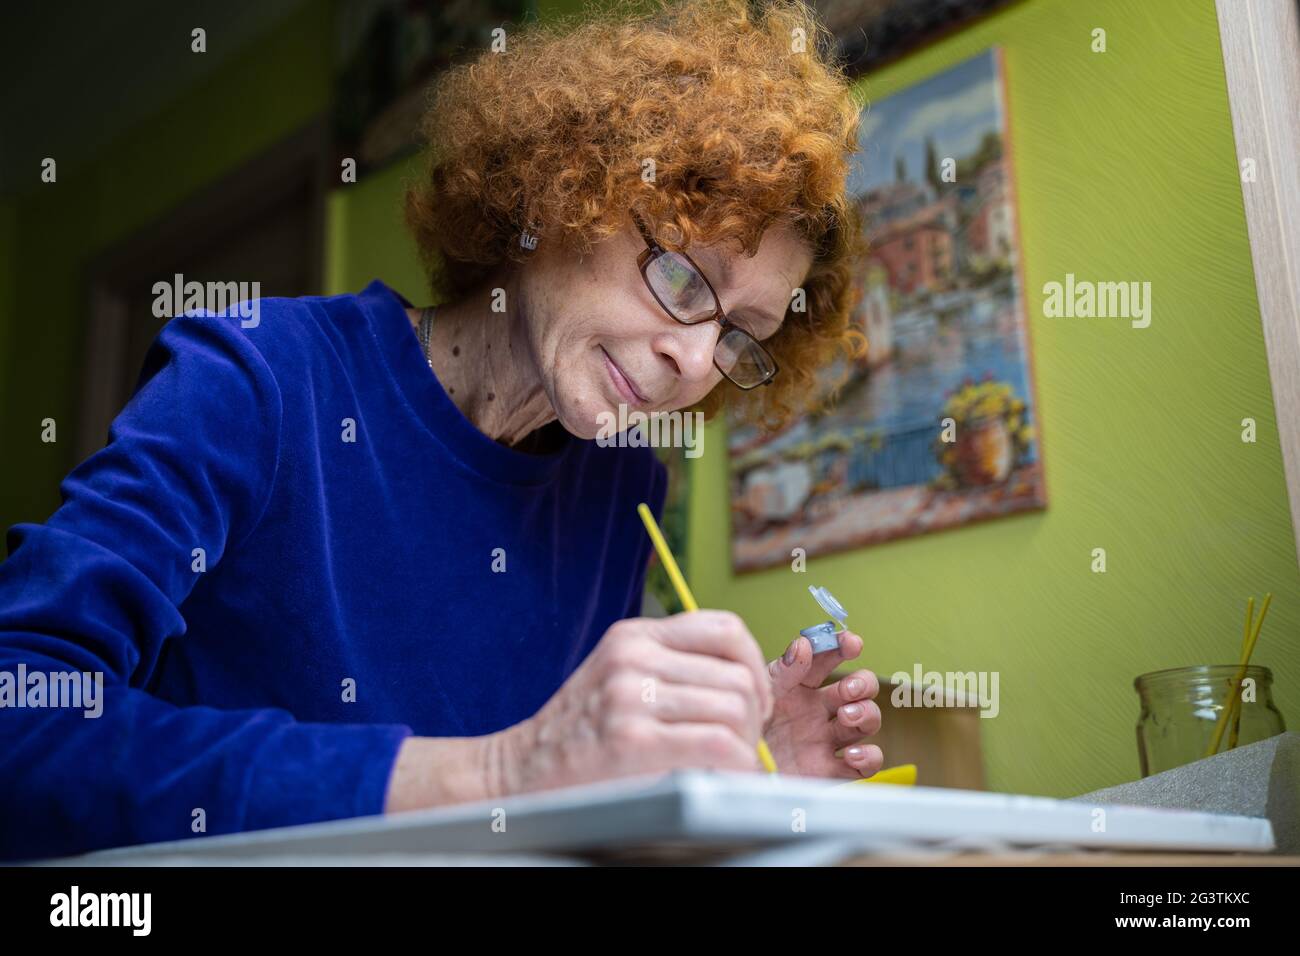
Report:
0,0,882,860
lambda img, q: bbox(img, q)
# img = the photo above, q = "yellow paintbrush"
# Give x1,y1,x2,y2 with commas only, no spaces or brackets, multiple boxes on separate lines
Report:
637,503,779,774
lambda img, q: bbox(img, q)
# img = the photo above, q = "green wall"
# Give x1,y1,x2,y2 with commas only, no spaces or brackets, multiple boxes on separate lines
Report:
0,2,334,531
325,157,426,301
689,0,1299,797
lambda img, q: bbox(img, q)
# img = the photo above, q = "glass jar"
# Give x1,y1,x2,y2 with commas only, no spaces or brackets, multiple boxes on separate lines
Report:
1135,665,1286,777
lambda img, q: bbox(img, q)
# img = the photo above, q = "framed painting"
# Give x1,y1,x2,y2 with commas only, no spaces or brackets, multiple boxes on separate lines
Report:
728,47,1045,572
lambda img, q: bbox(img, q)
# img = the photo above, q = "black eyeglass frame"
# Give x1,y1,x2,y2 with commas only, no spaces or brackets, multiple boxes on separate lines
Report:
631,213,779,390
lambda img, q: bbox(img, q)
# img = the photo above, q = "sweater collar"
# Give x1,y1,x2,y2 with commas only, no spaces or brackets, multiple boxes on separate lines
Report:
359,279,576,486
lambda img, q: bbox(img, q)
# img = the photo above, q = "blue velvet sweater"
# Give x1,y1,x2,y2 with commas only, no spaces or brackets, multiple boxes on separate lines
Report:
0,280,666,860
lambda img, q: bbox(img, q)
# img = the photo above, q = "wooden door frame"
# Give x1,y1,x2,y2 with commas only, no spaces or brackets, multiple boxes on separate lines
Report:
77,117,329,463
1215,0,1300,562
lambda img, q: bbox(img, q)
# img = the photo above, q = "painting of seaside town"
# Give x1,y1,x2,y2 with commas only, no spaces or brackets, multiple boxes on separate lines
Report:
727,49,1045,572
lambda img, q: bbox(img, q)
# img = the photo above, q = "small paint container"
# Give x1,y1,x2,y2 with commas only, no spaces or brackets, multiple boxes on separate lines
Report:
799,585,849,654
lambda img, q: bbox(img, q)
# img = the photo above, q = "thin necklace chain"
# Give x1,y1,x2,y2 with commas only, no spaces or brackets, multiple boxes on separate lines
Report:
418,306,436,370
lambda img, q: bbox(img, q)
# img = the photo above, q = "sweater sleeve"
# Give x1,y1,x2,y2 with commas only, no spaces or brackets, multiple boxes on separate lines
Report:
0,312,412,862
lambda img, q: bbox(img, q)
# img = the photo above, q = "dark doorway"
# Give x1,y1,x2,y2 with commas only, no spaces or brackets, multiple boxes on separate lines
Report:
77,119,328,463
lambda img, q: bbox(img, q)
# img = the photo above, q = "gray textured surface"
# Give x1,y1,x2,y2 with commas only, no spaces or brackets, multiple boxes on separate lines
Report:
1072,733,1299,854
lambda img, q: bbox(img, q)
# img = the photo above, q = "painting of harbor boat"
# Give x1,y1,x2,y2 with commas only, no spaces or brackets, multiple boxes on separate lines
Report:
727,48,1046,572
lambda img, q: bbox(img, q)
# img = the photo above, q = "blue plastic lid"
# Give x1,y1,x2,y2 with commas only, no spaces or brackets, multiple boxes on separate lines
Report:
808,585,848,627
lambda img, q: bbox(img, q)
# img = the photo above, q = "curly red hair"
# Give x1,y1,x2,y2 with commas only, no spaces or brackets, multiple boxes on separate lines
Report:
405,0,868,430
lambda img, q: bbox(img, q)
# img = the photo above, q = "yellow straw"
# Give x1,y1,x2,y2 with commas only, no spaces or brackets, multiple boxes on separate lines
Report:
636,503,779,774
1205,593,1272,757
1227,692,1244,750
1229,594,1272,749
1228,598,1253,749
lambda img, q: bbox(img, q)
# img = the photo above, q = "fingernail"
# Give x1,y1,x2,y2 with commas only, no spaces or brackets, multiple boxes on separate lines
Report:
846,677,865,697
782,640,798,665
847,746,863,759
843,703,863,720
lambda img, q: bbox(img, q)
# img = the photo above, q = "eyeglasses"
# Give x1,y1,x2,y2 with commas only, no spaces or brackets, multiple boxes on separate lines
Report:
632,213,779,390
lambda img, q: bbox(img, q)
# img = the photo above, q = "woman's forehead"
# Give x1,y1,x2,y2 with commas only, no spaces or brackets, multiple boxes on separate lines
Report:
690,225,811,289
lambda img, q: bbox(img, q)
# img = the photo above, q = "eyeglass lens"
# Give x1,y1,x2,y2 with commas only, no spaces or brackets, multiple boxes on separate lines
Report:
645,252,774,385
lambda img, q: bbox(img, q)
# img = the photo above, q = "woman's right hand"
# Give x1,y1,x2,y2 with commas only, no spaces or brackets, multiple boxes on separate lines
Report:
383,611,775,813
501,610,775,795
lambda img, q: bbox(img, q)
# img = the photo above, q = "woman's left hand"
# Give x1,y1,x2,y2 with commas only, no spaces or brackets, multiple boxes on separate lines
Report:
764,630,884,779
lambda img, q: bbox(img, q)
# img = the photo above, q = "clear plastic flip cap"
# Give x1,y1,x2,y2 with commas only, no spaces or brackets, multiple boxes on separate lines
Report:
808,585,847,629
